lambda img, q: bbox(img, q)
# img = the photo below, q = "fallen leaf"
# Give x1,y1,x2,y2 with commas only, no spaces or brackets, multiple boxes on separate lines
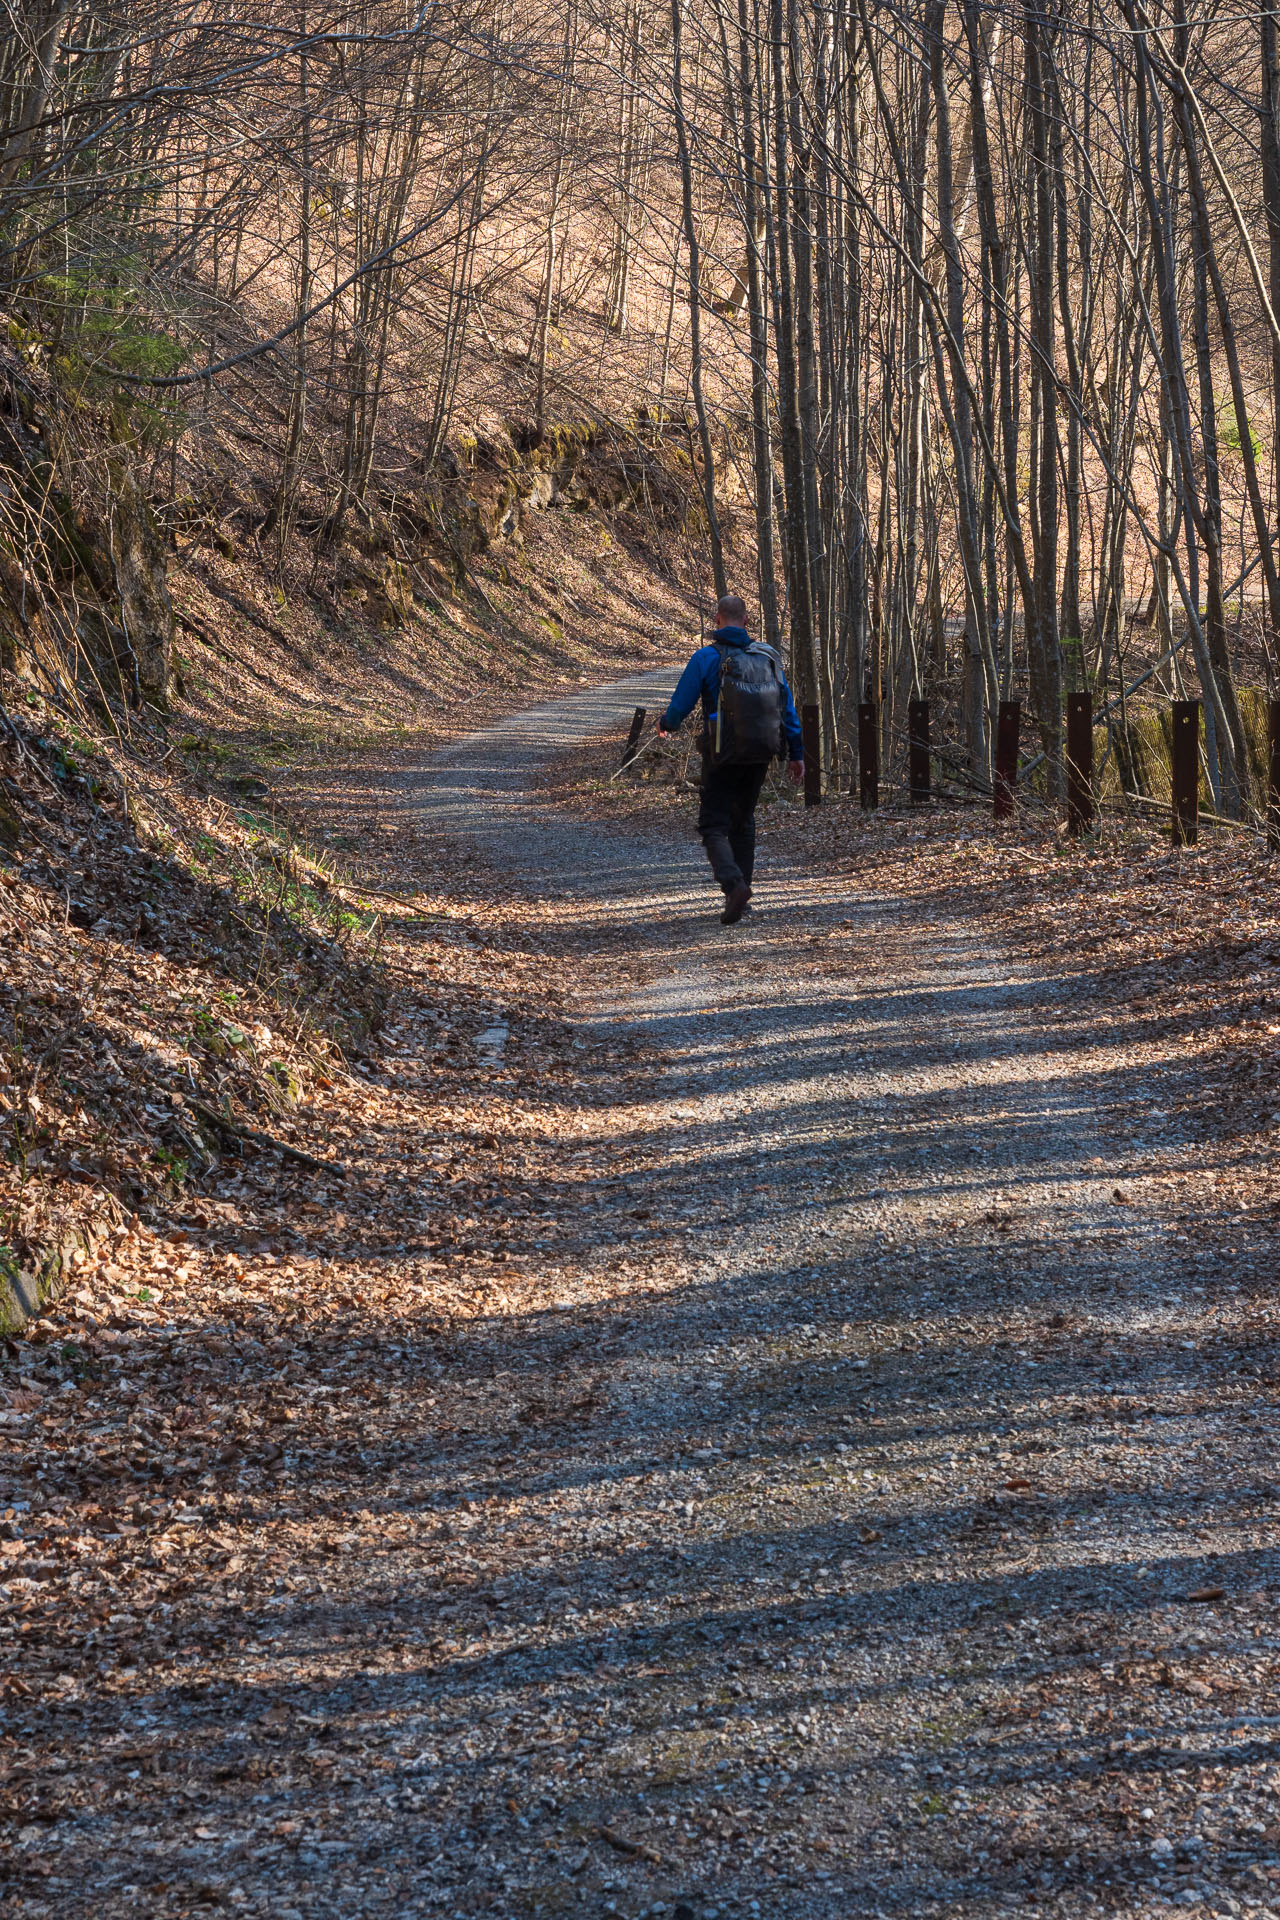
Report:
598,1825,662,1864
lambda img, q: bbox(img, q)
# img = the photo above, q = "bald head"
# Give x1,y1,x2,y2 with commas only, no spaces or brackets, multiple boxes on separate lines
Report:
715,594,748,629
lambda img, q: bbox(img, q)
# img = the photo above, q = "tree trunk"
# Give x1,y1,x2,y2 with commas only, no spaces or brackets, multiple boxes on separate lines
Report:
671,0,726,599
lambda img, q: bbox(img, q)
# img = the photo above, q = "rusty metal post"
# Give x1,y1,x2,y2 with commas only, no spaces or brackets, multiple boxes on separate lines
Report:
858,701,879,810
1269,699,1280,852
1171,699,1200,846
802,704,821,807
1066,691,1094,836
621,706,646,767
993,699,1020,820
908,698,930,803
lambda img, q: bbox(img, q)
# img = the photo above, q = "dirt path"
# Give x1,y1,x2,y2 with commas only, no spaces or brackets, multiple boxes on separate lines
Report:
13,679,1280,1920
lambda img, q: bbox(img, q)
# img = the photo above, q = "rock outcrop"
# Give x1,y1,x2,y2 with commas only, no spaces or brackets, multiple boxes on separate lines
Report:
0,340,173,708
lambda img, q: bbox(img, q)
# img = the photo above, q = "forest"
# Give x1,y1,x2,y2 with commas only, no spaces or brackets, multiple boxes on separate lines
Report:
4,0,1280,812
5,8,1280,1920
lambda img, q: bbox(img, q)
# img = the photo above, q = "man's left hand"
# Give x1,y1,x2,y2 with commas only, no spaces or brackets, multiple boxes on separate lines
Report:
787,759,805,786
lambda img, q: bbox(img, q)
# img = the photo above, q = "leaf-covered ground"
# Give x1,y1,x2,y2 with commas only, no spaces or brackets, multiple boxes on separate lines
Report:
4,688,1280,1920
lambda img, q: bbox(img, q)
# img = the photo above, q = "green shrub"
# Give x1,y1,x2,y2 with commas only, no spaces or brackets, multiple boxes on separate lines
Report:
1218,402,1263,463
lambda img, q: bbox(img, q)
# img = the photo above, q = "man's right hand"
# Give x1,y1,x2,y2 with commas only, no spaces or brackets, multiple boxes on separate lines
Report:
787,758,805,786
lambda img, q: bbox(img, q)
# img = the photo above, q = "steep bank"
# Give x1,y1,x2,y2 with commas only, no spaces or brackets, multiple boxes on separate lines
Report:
1,336,718,760
0,365,731,1323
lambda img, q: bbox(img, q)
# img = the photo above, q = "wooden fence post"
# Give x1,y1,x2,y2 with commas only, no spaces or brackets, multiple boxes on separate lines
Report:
1066,692,1094,836
908,698,930,803
1171,699,1200,846
858,701,878,810
621,706,646,767
994,699,1020,820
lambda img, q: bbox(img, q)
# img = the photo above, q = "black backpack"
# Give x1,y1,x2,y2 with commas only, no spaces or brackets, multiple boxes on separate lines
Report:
711,640,787,766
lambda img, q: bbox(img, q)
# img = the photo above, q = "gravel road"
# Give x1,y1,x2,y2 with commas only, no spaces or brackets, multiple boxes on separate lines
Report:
386,678,1280,1920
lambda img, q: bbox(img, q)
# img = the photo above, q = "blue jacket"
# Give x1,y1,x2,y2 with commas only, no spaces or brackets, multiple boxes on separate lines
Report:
660,626,804,760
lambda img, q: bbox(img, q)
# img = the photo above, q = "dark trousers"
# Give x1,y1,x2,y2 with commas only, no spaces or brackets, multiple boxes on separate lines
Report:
698,761,769,891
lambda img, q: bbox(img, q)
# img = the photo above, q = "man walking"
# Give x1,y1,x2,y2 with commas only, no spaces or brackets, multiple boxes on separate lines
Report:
658,594,804,924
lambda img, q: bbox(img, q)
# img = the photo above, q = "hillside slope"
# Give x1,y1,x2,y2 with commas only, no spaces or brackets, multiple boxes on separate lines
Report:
0,395,730,1324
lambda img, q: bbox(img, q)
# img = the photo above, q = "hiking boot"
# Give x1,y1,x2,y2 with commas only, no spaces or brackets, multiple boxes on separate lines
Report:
721,882,752,925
